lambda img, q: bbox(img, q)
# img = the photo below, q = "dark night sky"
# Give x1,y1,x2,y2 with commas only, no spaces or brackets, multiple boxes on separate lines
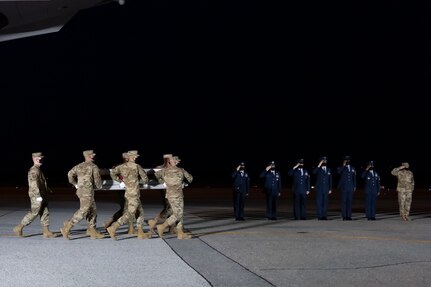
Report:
0,0,429,188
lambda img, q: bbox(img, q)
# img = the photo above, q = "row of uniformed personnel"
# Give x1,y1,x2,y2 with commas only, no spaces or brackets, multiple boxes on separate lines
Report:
232,156,415,222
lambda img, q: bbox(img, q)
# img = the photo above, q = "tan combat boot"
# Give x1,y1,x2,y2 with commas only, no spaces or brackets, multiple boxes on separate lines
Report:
60,221,73,240
177,228,192,240
86,226,104,239
42,226,56,238
156,222,169,239
107,222,120,240
148,219,157,235
137,226,151,239
13,224,24,237
128,222,137,235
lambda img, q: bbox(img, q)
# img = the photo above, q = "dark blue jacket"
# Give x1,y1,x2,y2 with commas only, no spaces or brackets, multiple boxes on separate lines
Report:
288,168,310,194
259,170,282,195
232,170,250,194
312,166,332,192
361,170,380,194
337,165,357,191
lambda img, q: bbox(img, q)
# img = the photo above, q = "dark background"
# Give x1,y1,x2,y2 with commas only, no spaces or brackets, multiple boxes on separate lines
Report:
0,0,429,188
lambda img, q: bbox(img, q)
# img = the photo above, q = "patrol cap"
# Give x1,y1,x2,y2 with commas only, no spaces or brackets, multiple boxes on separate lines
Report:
401,162,409,168
343,155,351,160
268,161,275,166
368,160,374,167
83,150,95,157
320,156,327,161
127,150,140,157
297,158,304,164
163,154,173,159
32,152,44,158
239,161,245,166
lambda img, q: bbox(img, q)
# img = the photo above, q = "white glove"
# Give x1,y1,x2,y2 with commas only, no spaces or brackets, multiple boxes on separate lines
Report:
119,182,126,188
162,183,167,188
36,197,43,202
74,184,78,189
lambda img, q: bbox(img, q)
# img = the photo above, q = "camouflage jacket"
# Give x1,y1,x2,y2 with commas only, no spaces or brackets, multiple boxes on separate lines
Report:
110,162,148,189
28,165,48,198
155,166,193,197
391,167,414,192
68,161,102,190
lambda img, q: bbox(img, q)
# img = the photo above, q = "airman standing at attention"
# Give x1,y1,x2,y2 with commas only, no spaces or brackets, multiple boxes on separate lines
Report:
260,161,282,220
13,152,55,238
337,155,357,221
231,161,250,221
61,150,104,240
107,150,151,240
362,161,381,220
312,156,332,220
288,158,310,220
154,156,193,239
391,162,414,221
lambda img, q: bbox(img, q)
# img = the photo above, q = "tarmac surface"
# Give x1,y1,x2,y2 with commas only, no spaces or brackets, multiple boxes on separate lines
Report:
1,185,431,287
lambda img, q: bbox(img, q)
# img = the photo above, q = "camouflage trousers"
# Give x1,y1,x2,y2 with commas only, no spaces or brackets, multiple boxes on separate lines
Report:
397,190,413,217
21,195,50,227
108,192,135,225
70,195,98,228
155,197,173,221
165,195,184,229
117,195,145,227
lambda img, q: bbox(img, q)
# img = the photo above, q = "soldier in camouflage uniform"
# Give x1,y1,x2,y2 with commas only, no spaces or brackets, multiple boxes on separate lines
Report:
391,162,415,221
103,152,137,235
107,150,151,240
13,152,55,238
148,154,176,235
155,156,193,239
60,150,105,239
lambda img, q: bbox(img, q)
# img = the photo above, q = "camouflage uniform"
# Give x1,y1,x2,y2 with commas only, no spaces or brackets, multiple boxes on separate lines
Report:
155,163,193,239
104,152,136,234
153,163,172,222
148,154,175,234
61,150,104,239
13,152,55,238
391,163,414,221
107,150,150,240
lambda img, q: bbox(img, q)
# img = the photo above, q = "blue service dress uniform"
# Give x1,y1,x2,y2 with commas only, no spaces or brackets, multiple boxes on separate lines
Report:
361,170,380,220
260,169,282,220
312,166,332,220
231,170,250,220
288,167,310,220
337,165,357,220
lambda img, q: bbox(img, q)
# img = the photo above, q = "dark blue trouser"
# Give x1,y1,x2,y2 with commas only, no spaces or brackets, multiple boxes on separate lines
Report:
265,193,277,219
341,188,354,218
316,190,328,219
365,191,377,219
293,192,307,219
233,192,246,219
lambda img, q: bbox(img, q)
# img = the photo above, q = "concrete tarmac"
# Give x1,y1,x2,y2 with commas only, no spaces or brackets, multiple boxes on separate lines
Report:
1,186,431,287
